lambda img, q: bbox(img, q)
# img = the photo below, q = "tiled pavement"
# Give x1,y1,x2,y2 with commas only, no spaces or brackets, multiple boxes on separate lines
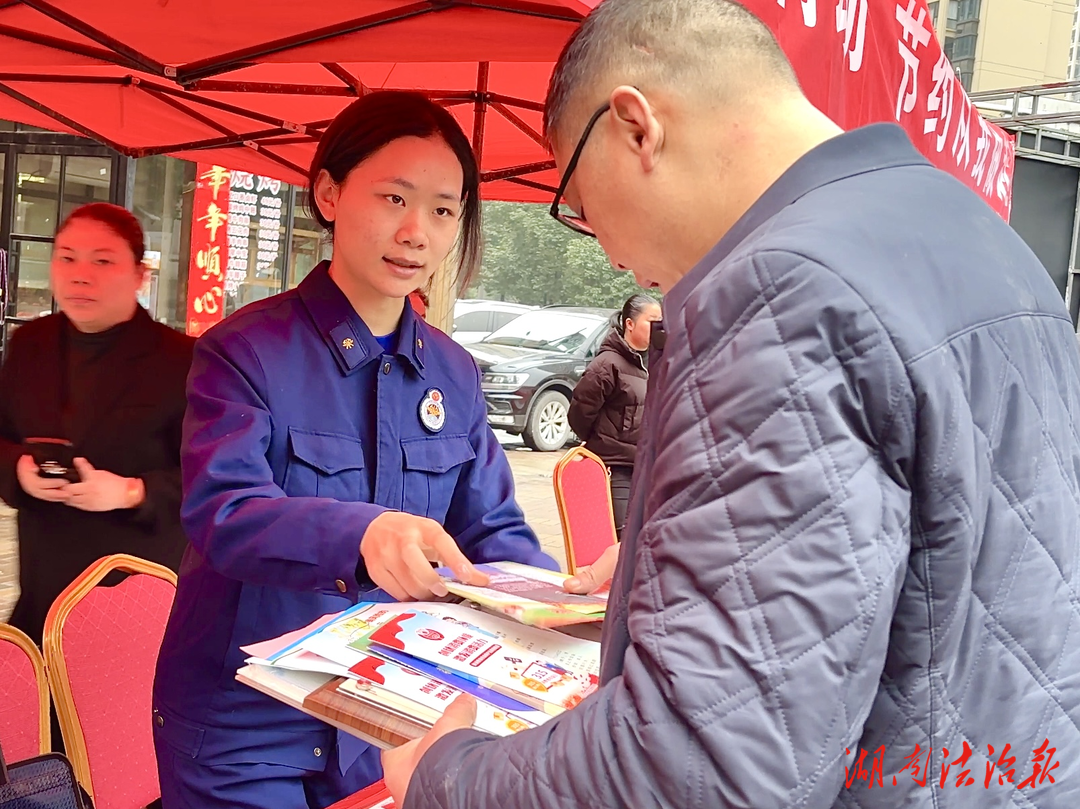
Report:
0,435,567,623
497,433,567,572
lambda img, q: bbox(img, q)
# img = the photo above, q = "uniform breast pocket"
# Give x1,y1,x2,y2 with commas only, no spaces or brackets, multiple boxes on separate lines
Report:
282,427,365,501
401,434,476,521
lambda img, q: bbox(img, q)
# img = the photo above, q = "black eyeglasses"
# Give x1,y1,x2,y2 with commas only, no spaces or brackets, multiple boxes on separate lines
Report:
549,102,611,238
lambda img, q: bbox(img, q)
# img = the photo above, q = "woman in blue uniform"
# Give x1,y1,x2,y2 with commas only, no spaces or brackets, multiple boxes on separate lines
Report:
152,91,556,809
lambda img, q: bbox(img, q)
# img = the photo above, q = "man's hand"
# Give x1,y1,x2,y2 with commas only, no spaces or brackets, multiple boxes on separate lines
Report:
15,454,71,503
65,458,143,512
564,542,620,594
383,694,477,804
361,512,489,601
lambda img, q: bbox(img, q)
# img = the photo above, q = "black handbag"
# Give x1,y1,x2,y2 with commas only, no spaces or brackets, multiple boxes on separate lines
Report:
0,739,90,809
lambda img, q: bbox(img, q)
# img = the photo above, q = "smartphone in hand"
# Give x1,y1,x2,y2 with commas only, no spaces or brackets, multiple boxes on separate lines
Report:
23,438,81,483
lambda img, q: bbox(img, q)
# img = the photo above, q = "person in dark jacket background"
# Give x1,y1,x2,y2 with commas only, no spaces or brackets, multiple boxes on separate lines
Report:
0,202,193,645
567,293,660,537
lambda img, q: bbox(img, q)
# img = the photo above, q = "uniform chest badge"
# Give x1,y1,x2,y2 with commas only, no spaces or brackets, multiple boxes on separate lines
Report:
419,388,446,433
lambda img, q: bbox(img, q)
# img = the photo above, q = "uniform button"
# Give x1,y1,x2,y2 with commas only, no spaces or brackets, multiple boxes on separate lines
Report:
314,747,322,757
382,362,391,375
335,579,347,593
155,714,164,728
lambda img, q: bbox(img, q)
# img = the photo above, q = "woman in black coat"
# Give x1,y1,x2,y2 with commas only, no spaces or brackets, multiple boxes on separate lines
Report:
0,203,193,643
568,294,661,538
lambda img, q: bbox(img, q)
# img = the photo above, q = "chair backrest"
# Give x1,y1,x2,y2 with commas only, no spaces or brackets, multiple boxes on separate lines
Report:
43,555,177,809
553,446,618,575
0,623,50,762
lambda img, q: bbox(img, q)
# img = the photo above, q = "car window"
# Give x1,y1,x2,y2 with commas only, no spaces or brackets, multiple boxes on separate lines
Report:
491,311,523,330
454,311,491,331
482,311,603,353
584,329,606,358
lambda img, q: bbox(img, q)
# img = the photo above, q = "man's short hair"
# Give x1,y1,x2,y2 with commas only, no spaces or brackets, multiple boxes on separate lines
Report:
544,0,798,143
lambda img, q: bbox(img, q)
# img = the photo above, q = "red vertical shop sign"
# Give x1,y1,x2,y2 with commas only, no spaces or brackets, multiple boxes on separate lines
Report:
186,164,231,337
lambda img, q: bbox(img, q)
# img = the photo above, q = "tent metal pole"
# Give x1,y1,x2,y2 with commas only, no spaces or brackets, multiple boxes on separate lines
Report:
490,101,545,146
481,159,556,182
0,73,125,83
135,83,238,139
131,128,294,157
145,81,298,129
486,92,544,112
321,64,371,96
0,81,131,154
20,0,172,77
249,148,308,179
175,0,584,85
188,80,355,96
176,3,440,85
0,23,131,67
502,176,558,194
473,62,490,158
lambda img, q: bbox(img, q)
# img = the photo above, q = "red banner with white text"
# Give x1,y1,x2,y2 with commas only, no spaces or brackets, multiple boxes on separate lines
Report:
186,165,230,337
751,0,1013,220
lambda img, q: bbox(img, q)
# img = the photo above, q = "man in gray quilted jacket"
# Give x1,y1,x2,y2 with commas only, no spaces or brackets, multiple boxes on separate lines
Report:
383,1,1080,806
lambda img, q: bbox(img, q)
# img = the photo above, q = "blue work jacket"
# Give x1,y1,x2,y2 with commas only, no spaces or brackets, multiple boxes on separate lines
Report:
152,262,554,783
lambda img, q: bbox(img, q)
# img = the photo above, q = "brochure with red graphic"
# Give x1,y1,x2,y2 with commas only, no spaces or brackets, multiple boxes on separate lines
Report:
334,605,541,713
366,611,598,714
352,643,537,714
346,601,601,678
341,653,549,735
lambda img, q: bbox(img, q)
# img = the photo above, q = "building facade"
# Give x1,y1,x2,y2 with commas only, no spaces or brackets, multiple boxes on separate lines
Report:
1070,0,1080,80
928,0,1073,91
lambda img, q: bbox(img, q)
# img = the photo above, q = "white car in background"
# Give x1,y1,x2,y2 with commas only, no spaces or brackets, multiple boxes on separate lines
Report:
452,299,536,344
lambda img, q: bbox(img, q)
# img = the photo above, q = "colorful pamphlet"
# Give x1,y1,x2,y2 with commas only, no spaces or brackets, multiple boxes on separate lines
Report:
237,572,603,749
340,654,548,735
366,610,599,713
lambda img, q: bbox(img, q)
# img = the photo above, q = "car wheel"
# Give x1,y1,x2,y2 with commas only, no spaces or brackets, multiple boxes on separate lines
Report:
523,391,571,452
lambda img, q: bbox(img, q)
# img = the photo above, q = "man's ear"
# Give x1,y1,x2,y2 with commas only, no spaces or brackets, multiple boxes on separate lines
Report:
609,85,664,172
312,168,339,224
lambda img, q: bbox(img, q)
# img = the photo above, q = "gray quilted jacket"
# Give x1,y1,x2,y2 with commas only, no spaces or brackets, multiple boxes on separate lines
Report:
407,125,1080,808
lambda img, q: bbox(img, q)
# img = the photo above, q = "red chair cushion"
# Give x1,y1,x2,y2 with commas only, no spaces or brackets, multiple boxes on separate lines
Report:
60,574,174,809
559,455,617,569
0,634,42,762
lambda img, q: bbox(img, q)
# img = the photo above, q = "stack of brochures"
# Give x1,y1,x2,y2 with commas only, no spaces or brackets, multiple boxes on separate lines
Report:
236,562,603,756
437,560,607,628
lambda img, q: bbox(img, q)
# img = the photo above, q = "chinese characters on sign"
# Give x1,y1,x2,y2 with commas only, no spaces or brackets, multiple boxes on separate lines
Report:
894,0,932,122
225,173,254,297
760,0,1014,220
188,163,288,332
226,171,285,300
186,164,231,337
777,0,817,28
844,740,1060,790
836,0,868,71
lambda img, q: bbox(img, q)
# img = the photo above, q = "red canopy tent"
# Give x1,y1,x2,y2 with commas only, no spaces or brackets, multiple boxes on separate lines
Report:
0,0,1014,216
0,0,593,200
